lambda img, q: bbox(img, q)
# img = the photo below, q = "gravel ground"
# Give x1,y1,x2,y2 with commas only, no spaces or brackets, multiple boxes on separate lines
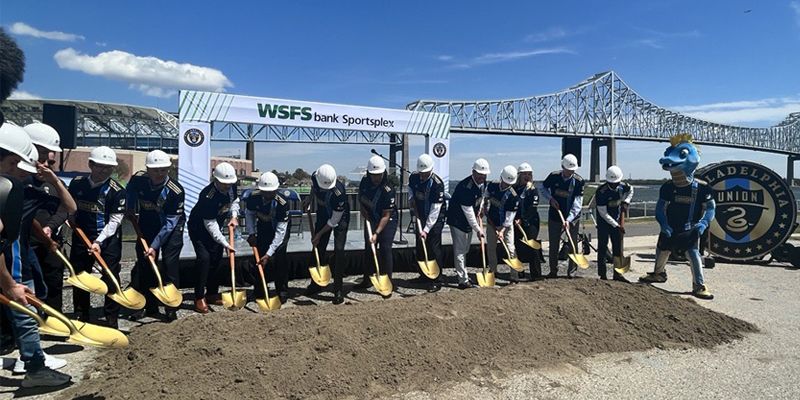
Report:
1,234,798,399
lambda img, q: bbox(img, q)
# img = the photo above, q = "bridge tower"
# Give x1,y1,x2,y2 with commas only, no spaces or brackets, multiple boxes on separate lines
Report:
589,138,616,182
788,155,800,185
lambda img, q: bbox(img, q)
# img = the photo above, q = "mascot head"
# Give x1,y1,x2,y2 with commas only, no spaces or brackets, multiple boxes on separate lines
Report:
660,133,700,184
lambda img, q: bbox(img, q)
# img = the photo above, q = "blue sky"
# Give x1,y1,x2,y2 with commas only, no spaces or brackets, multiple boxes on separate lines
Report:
3,0,800,181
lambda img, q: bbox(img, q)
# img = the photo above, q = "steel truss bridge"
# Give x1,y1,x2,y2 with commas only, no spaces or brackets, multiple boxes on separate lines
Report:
407,71,800,181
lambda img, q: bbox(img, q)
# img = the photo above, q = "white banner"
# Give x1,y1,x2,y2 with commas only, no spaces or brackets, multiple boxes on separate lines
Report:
177,121,211,216
426,137,451,193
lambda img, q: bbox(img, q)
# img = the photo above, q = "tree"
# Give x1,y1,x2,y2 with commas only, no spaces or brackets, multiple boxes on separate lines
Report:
292,168,310,182
114,158,130,181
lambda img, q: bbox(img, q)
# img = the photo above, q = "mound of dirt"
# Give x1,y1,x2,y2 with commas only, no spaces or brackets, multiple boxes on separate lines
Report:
63,279,756,399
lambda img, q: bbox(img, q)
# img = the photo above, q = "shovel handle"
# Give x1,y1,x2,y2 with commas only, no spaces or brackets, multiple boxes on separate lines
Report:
69,222,112,272
306,209,317,237
557,209,578,250
228,225,236,270
253,247,265,279
365,220,381,275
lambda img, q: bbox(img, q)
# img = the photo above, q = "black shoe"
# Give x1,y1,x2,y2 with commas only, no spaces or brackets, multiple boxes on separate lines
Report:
409,275,429,284
332,291,344,305
304,284,323,296
613,274,630,283
104,318,118,329
76,313,91,323
599,275,608,280
165,309,178,321
547,272,558,279
352,279,371,289
279,292,289,304
427,282,442,293
381,293,393,299
0,334,15,355
458,282,475,290
129,309,159,322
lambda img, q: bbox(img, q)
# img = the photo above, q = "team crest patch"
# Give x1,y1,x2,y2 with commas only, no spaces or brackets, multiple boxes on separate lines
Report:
184,128,205,148
699,161,797,260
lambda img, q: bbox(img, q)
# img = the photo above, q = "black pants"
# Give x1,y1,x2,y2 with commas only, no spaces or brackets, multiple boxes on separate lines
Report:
415,219,444,282
310,217,349,293
515,224,542,278
548,218,579,276
251,239,289,298
131,227,183,312
33,243,65,312
70,235,122,323
190,231,224,300
597,222,622,278
363,219,397,279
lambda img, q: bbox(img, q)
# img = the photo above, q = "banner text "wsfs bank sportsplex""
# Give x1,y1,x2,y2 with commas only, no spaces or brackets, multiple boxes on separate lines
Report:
257,103,396,129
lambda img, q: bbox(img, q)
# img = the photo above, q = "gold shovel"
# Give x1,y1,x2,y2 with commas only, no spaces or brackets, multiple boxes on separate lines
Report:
71,223,146,310
475,221,495,287
130,219,183,307
413,208,440,279
32,220,108,295
221,225,247,311
253,247,281,311
306,210,331,286
365,220,392,296
515,221,541,249
556,209,590,269
613,211,632,275
489,221,524,272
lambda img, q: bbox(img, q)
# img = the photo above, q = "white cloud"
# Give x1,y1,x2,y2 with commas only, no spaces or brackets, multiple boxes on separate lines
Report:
671,97,800,125
8,90,41,100
633,39,663,49
792,2,800,30
95,41,107,47
436,55,453,61
525,27,566,42
8,22,84,42
54,48,233,98
469,48,574,67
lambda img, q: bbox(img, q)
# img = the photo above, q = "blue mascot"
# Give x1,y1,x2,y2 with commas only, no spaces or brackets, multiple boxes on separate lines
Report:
639,134,715,300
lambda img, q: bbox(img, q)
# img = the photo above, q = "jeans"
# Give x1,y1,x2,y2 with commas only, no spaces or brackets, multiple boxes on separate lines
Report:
7,279,46,373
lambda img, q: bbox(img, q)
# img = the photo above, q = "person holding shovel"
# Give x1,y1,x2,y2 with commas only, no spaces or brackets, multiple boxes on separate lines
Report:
595,166,633,282
407,154,446,292
245,172,291,304
541,154,585,278
68,146,127,328
514,162,543,281
187,162,239,313
126,150,185,322
447,158,490,289
302,164,349,304
485,165,520,282
354,155,397,298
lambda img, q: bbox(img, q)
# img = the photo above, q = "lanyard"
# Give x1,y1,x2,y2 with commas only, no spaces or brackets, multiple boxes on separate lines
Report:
616,185,623,222
685,180,699,230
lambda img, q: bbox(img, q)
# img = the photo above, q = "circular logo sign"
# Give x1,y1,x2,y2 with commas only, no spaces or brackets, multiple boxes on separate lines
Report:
432,142,447,158
698,161,797,260
183,128,205,148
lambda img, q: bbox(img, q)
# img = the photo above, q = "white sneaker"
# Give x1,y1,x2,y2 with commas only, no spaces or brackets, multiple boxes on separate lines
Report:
21,366,71,388
13,352,67,374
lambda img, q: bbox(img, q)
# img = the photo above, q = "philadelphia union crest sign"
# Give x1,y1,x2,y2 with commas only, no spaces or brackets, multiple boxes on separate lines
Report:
183,128,205,147
698,161,797,260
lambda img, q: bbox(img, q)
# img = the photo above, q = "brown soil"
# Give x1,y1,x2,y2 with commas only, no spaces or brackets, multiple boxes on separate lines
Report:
62,279,757,400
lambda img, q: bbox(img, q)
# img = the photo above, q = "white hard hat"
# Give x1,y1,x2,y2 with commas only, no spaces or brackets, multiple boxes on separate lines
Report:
145,150,172,169
17,144,39,174
23,123,62,153
213,162,237,184
561,154,578,171
500,165,518,185
417,154,434,173
257,172,279,191
0,123,36,165
316,164,337,190
606,165,623,183
472,158,490,175
367,155,386,174
89,146,118,166
517,162,533,173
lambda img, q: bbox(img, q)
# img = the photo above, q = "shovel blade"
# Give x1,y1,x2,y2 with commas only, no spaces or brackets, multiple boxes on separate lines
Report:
256,296,282,312
309,265,332,287
614,256,631,275
476,271,495,287
222,290,247,311
417,260,440,280
43,316,127,348
568,253,590,270
109,288,146,310
369,274,393,296
150,283,183,307
503,257,525,272
523,239,541,250
69,273,108,295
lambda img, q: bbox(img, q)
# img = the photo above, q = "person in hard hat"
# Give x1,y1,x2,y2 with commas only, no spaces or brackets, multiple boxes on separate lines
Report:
22,123,74,313
126,150,185,322
595,166,633,282
407,154,446,292
541,154,585,278
513,162,543,281
67,146,127,328
302,164,349,304
447,158,490,289
187,162,239,313
485,165,520,282
245,172,292,303
0,123,72,387
354,155,398,298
